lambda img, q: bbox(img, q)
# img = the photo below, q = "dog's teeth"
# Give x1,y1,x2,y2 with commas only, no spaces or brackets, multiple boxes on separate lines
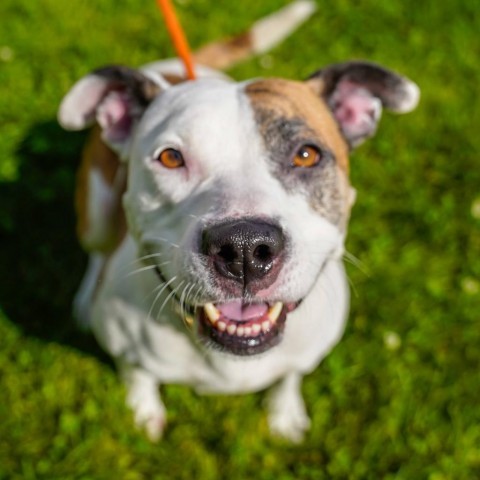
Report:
204,302,220,324
244,326,252,337
184,315,194,328
227,324,237,335
262,320,271,333
217,321,226,332
251,324,261,336
267,302,283,323
237,326,245,337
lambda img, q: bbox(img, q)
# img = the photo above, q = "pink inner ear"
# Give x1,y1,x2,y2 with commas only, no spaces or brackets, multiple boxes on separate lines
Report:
330,80,382,144
96,91,134,143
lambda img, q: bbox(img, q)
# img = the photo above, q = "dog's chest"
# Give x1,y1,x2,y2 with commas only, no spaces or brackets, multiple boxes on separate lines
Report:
138,323,293,394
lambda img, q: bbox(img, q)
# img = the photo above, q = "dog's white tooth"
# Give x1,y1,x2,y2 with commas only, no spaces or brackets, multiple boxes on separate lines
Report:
252,324,261,336
237,326,245,337
262,320,271,333
204,302,220,324
267,302,283,323
227,324,237,335
184,315,194,328
217,321,226,332
244,326,252,337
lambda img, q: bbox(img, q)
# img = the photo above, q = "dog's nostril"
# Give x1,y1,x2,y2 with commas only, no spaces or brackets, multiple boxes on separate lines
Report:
217,243,244,279
253,244,272,262
218,244,238,263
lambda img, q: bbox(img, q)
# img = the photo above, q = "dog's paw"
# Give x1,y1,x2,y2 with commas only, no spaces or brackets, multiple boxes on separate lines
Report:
268,400,311,443
266,374,311,443
133,401,167,442
128,391,167,442
124,369,167,442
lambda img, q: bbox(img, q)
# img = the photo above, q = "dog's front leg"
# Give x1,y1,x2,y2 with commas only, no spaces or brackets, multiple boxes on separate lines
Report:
266,372,311,443
73,253,106,330
119,363,166,442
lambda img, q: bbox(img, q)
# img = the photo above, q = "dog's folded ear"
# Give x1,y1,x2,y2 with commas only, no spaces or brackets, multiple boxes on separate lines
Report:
306,61,420,147
58,66,167,158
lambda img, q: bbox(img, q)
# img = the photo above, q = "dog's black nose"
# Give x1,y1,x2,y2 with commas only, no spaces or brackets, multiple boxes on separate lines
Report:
202,219,285,289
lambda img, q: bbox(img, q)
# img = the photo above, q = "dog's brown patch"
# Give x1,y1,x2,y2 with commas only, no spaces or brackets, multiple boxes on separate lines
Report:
246,78,349,171
161,73,187,85
246,78,351,228
194,32,252,70
76,126,127,252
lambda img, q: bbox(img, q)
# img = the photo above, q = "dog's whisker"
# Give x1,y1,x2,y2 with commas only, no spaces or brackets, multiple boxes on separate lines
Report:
156,280,185,320
139,281,165,305
179,282,194,328
120,252,166,273
147,275,178,321
178,282,204,328
124,264,157,279
136,252,168,263
154,236,181,249
182,282,198,321
190,283,206,307
184,282,197,306
298,249,366,276
123,261,171,279
343,250,369,277
144,280,168,307
345,273,360,298
142,236,194,255
178,284,189,328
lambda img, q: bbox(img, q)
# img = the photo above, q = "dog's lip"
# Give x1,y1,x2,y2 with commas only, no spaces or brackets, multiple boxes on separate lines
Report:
204,300,282,333
196,299,300,356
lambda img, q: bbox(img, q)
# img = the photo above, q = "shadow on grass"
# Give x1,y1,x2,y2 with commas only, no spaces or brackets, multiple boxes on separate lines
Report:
0,120,111,363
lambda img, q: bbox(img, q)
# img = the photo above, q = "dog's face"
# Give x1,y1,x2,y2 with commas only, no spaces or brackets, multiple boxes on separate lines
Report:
59,62,419,355
125,77,351,354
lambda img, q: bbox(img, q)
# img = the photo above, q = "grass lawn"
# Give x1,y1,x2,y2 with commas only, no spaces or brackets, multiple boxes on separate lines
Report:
1,0,479,478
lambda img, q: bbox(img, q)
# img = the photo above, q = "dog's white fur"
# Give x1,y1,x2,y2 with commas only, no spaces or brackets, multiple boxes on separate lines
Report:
59,3,419,443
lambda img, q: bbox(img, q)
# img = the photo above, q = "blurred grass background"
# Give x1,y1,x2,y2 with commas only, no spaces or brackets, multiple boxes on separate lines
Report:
0,0,479,478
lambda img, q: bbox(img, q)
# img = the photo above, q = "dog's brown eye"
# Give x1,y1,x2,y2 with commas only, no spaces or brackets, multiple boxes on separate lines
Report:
156,148,185,169
292,145,322,168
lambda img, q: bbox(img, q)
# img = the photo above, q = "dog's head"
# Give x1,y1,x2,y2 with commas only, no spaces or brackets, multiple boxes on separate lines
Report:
59,62,419,355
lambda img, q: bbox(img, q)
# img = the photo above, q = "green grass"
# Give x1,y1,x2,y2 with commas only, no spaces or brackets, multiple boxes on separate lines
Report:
1,0,479,478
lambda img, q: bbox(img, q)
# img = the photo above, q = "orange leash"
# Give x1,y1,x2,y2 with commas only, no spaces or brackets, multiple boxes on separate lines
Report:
156,0,196,80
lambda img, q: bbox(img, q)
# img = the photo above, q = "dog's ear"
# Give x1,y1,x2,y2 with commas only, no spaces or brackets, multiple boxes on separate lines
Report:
58,66,167,158
306,61,420,147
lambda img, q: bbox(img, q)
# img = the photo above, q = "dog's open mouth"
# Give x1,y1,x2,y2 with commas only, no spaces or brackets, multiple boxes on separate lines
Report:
153,263,298,355
197,300,297,356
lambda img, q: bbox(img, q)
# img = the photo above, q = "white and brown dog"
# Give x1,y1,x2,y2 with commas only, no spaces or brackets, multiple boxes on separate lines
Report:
58,1,419,442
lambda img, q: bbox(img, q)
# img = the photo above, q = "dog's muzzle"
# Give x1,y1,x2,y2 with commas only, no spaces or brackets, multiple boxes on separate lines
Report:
194,219,294,355
153,219,299,355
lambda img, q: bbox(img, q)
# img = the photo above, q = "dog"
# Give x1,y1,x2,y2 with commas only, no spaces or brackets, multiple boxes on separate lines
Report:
58,0,419,442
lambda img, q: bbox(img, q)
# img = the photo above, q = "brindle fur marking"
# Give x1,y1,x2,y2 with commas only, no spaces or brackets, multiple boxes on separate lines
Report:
246,78,351,228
